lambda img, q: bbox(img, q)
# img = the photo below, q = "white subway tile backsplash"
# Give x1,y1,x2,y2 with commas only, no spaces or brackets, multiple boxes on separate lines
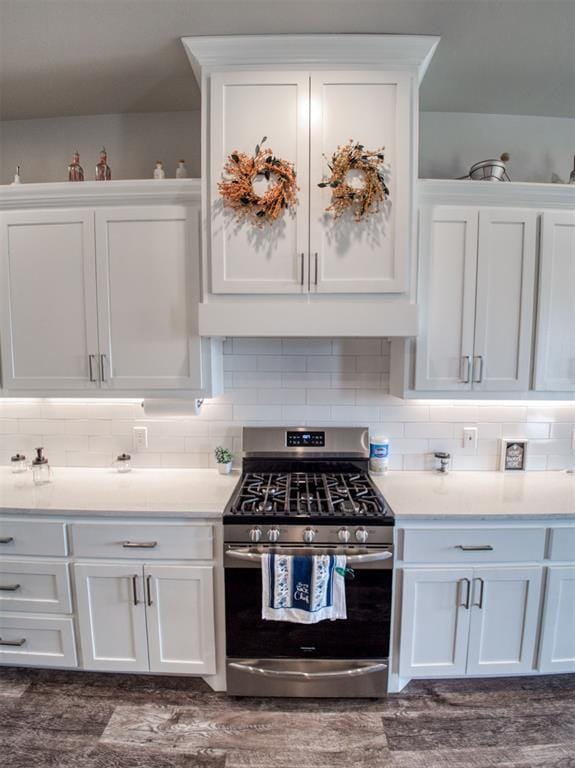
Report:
0,338,570,470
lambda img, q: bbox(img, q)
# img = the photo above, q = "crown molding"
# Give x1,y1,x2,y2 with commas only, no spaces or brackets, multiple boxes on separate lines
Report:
418,179,575,210
181,34,440,84
0,179,201,211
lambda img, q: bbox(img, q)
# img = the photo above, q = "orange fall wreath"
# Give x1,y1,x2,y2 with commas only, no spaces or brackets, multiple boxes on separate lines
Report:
218,137,298,226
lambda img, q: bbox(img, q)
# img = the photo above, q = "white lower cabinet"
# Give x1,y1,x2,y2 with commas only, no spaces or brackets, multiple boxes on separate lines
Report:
400,566,543,679
538,566,575,673
74,562,216,675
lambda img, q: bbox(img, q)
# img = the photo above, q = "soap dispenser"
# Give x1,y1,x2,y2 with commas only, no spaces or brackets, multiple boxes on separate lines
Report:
31,447,52,485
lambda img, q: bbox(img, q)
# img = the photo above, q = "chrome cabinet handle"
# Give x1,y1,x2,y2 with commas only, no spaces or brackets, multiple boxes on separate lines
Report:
122,541,158,549
314,252,318,286
88,354,97,382
473,355,484,383
132,574,139,606
456,545,494,552
0,537,14,544
300,253,305,286
100,354,107,382
461,355,471,384
473,577,485,609
459,578,471,609
225,547,392,565
229,661,387,680
0,584,21,592
146,575,153,607
0,637,26,647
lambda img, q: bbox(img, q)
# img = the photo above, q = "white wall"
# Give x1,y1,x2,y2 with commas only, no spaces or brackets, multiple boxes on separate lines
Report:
420,112,575,183
0,111,200,184
2,109,574,184
1,338,573,472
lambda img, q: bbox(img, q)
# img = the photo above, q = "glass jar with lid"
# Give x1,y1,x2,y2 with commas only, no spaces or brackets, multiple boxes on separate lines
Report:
10,453,27,473
113,453,132,473
31,447,52,484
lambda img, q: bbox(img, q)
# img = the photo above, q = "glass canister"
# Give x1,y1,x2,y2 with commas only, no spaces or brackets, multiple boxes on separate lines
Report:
114,453,132,473
434,452,452,473
31,447,52,484
10,453,27,473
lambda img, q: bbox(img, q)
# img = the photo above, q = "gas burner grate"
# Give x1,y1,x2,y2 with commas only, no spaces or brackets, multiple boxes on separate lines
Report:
229,470,388,519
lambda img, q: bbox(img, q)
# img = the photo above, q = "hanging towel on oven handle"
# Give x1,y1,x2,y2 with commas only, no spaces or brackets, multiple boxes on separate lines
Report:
261,553,347,624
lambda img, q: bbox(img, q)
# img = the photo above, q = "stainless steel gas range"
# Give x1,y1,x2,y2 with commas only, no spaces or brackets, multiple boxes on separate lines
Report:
223,426,394,698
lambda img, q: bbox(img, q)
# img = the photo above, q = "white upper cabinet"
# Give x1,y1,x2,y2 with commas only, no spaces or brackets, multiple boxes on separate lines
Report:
534,211,575,391
415,205,537,392
0,209,99,391
210,72,309,294
310,71,411,293
95,206,204,390
415,207,478,391
0,183,221,396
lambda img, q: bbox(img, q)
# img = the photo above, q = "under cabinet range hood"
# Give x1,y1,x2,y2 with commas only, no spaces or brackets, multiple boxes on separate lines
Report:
182,35,439,337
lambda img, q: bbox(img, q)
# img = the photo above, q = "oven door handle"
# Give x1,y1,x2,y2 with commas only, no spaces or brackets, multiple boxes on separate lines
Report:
225,547,392,565
228,661,387,680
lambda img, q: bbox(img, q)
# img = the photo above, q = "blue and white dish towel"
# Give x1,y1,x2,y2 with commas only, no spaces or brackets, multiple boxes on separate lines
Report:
262,553,347,624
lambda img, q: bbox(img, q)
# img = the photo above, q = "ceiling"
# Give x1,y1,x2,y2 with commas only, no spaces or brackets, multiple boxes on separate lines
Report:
1,0,574,122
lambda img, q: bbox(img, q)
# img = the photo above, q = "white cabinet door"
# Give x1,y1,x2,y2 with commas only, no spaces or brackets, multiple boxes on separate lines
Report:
399,568,472,678
95,206,203,390
466,567,542,676
74,563,148,672
414,207,478,390
145,565,216,675
534,211,575,391
210,71,309,294
473,209,537,392
0,209,99,390
310,71,412,294
539,566,575,673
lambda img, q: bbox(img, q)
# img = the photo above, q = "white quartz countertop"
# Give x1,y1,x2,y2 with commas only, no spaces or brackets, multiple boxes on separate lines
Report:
372,471,575,519
0,467,240,518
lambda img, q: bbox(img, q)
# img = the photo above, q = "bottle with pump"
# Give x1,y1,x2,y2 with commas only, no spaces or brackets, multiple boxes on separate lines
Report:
31,447,51,485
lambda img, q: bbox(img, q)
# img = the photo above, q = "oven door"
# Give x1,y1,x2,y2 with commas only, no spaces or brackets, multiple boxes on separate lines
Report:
224,545,392,695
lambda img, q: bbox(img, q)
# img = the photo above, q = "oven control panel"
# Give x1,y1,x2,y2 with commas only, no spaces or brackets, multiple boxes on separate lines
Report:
286,430,325,448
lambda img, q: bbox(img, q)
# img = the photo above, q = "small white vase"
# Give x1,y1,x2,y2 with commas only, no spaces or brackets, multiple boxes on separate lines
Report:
217,461,233,475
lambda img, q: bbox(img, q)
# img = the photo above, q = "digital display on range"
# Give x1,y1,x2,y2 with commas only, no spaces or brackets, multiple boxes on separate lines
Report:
286,431,325,447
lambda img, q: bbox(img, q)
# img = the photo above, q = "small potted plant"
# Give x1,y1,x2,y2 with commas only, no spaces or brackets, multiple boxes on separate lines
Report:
214,446,233,475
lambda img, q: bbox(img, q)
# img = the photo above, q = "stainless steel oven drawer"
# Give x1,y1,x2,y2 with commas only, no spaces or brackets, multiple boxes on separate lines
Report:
227,658,388,698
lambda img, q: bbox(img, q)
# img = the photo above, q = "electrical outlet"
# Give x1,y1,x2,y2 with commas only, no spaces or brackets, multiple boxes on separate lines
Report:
133,426,148,450
462,426,478,451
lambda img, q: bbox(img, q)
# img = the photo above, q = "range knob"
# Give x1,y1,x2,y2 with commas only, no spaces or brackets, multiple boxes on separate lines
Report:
249,527,262,543
303,527,316,544
338,527,351,543
355,527,369,544
268,527,280,543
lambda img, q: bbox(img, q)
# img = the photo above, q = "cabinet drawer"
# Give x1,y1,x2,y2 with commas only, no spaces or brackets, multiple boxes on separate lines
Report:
0,519,67,556
70,522,213,560
548,528,575,562
403,528,545,563
0,614,77,668
0,561,72,614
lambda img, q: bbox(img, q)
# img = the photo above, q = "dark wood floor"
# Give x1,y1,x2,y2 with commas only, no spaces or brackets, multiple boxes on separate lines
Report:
1,667,574,768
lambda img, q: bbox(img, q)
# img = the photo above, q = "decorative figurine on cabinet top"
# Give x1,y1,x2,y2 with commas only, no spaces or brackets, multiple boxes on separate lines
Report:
153,160,166,179
176,159,189,178
68,150,84,182
95,147,111,181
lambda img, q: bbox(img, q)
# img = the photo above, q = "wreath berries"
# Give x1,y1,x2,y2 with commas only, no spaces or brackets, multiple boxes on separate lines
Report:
218,137,298,226
318,140,390,221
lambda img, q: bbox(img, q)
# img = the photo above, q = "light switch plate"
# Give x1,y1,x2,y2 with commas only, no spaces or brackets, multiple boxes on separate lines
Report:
133,426,148,450
462,426,478,451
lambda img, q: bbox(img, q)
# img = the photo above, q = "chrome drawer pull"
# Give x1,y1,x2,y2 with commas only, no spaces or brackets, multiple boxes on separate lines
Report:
0,638,26,647
0,537,14,544
229,661,387,680
0,584,21,592
122,541,158,549
456,545,494,551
